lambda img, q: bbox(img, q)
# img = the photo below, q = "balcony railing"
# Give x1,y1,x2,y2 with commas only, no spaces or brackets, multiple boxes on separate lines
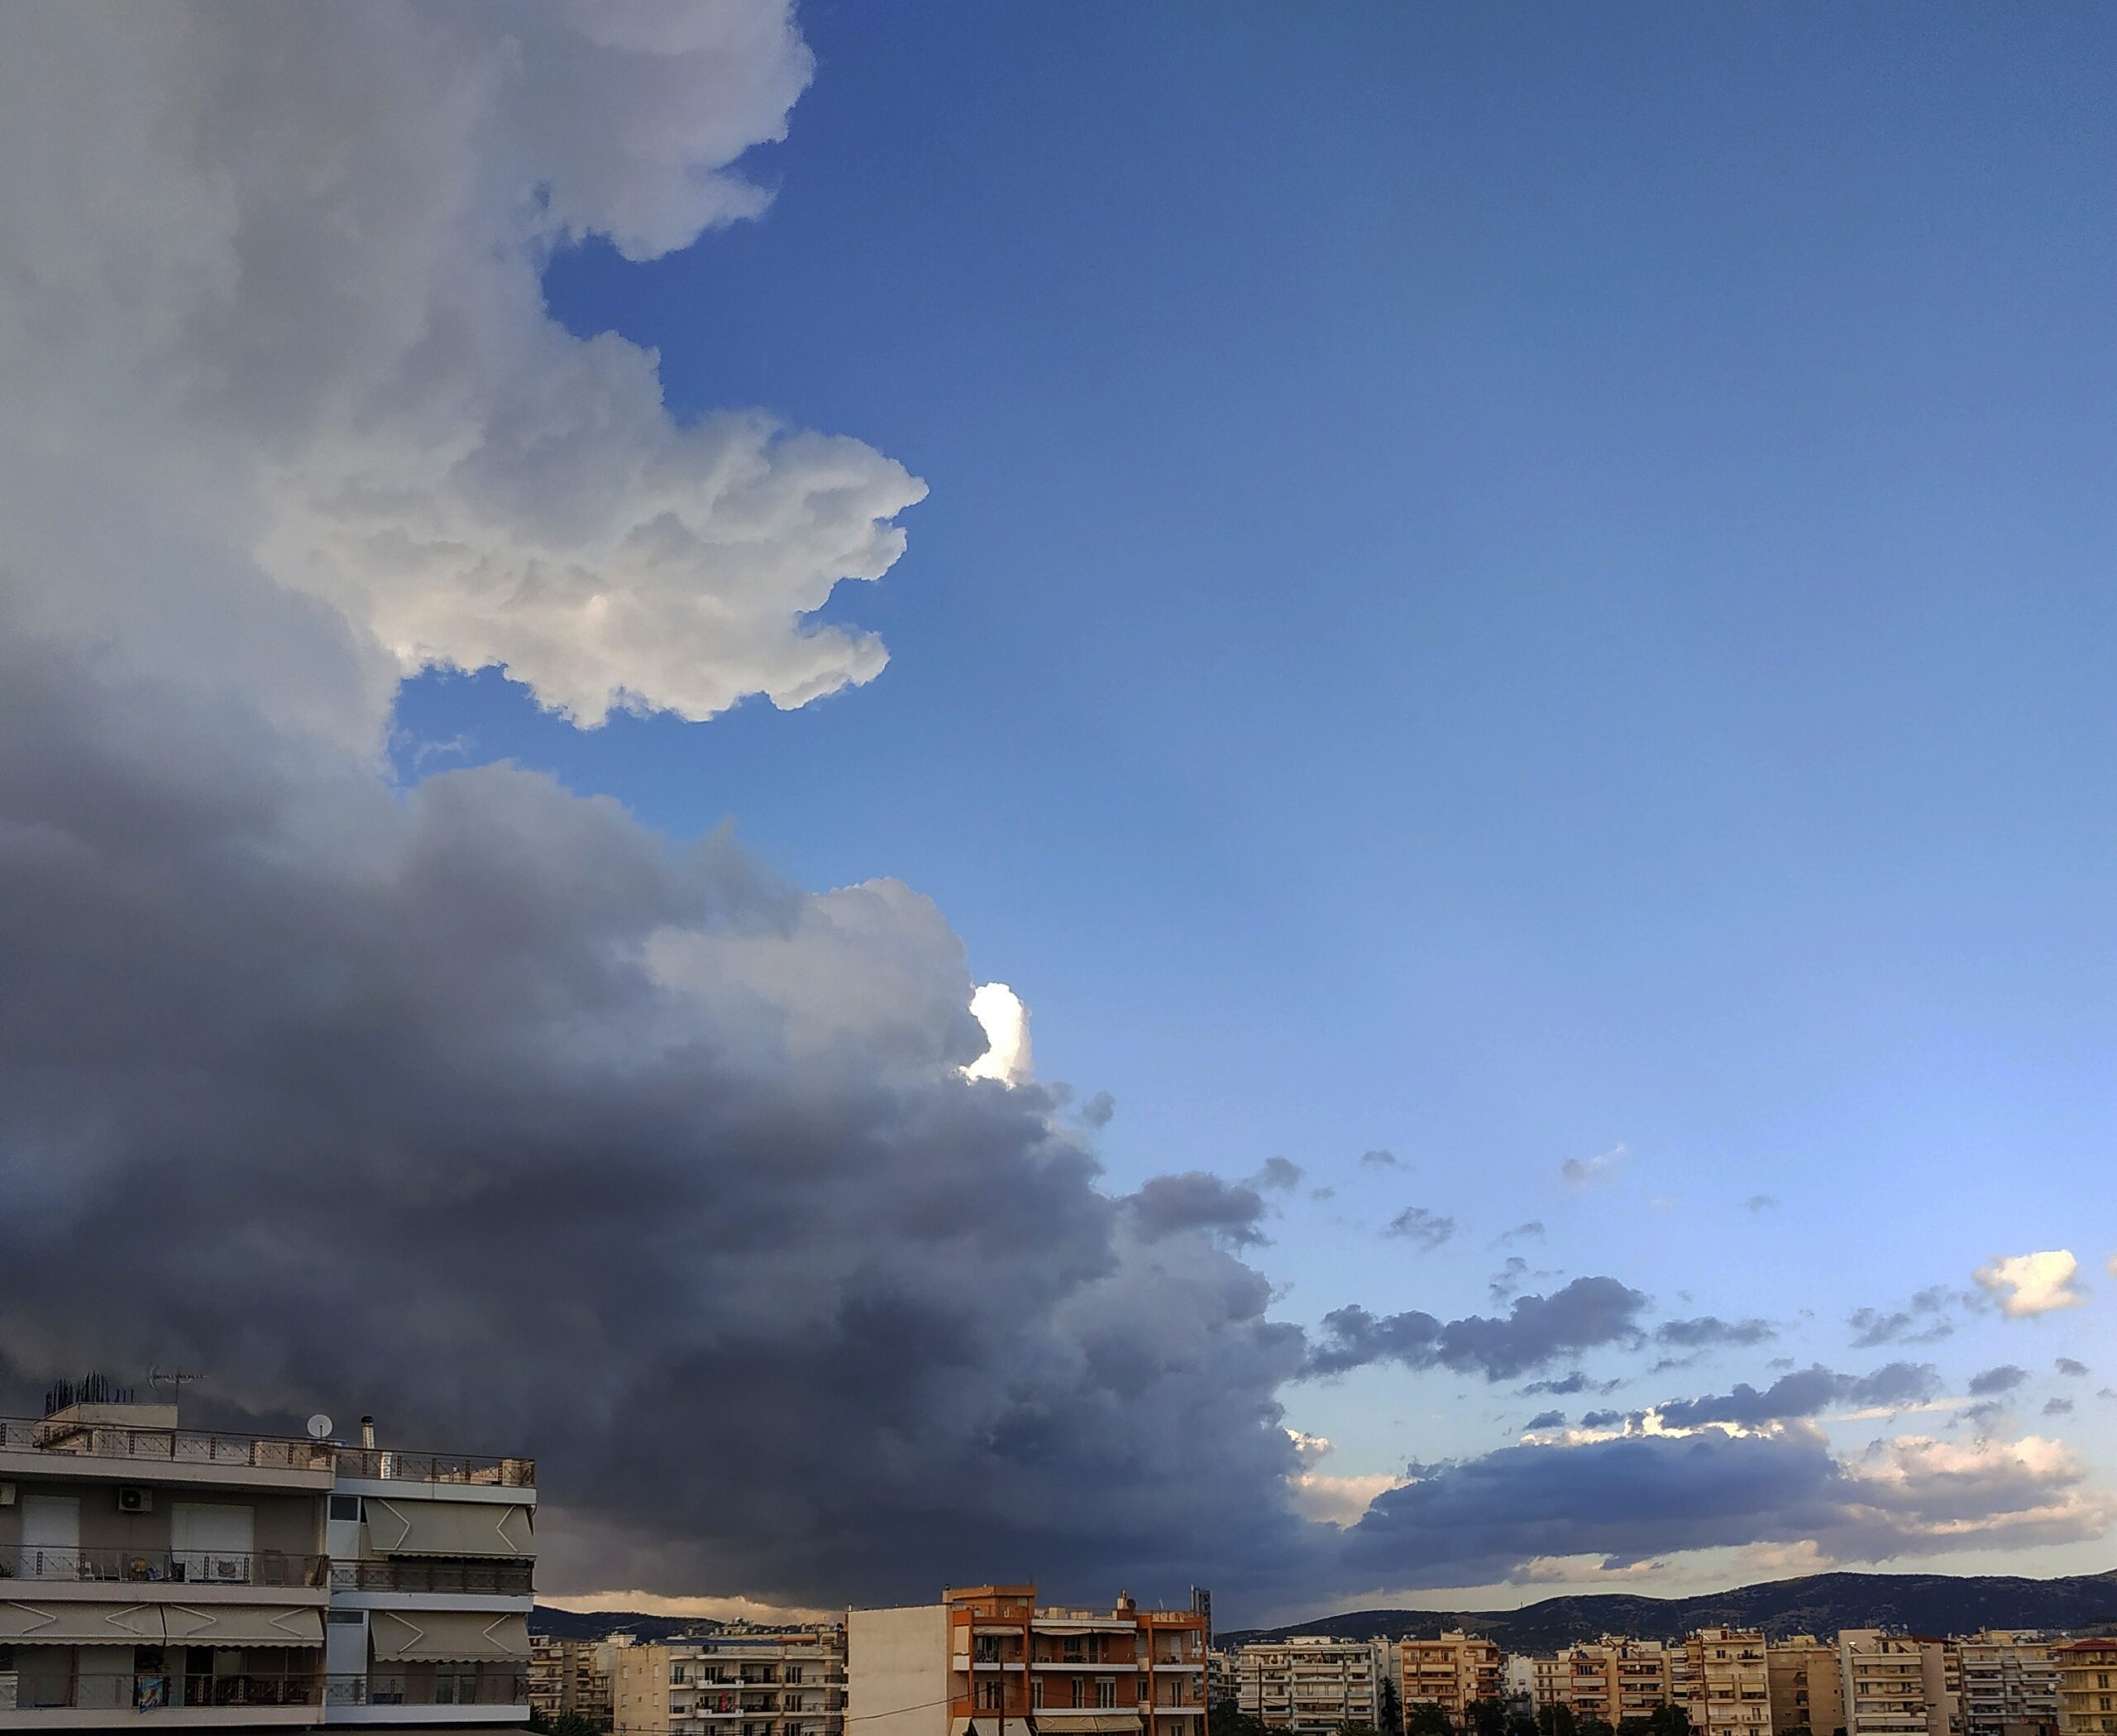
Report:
2,1546,329,1587
326,1671,529,1707
0,1417,533,1486
3,1670,322,1711
329,1557,533,1595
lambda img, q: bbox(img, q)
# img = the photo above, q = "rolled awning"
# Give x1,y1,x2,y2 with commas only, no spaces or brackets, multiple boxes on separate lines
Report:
1032,1718,1140,1734
364,1498,533,1557
369,1609,529,1663
0,1602,319,1646
0,1601,163,1643
162,1604,324,1647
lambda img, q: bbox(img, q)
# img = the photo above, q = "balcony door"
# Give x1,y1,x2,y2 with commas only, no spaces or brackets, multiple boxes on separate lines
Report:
170,1502,254,1585
19,1491,79,1579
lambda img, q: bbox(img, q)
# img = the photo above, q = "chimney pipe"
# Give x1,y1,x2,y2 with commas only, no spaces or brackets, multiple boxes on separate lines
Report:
360,1416,375,1449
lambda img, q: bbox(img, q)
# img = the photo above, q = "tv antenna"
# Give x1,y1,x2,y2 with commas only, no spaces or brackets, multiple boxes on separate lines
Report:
147,1365,202,1408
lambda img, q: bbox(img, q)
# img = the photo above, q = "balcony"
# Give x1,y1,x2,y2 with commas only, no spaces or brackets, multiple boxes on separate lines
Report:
0,1667,322,1725
3,1547,329,1590
328,1557,533,1595
327,1669,528,1706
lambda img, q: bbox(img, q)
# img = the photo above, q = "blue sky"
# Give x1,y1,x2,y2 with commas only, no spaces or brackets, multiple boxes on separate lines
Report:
356,2,2112,1603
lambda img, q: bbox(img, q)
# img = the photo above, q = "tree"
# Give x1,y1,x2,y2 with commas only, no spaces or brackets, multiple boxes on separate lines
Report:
1468,1700,1508,1736
1381,1676,1404,1736
1619,1719,1656,1736
1647,1705,1691,1736
1408,1703,1455,1736
1211,1695,1273,1736
1538,1705,1579,1736
1339,1722,1383,1736
1578,1719,1615,1736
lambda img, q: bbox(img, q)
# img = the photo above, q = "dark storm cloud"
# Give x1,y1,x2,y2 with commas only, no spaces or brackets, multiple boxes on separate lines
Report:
1338,1423,2097,1590
1127,1173,1269,1246
0,630,1328,1608
1654,1363,1939,1428
1306,1277,1650,1382
1969,1365,2029,1397
1384,1206,1457,1250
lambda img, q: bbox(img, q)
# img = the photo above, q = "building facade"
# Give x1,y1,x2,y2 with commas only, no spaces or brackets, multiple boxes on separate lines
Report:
0,1389,535,1730
1234,1638,1386,1735
529,1635,615,1729
1958,1634,2059,1736
1675,1629,1772,1736
609,1628,846,1736
1400,1633,1503,1724
1838,1633,1952,1736
1767,1637,1846,1736
2056,1640,2117,1736
848,1586,1207,1736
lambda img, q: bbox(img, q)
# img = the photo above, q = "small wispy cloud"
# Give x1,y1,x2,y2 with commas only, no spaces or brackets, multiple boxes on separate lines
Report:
1561,1143,1626,1188
1385,1205,1457,1251
1743,1193,1778,1214
1250,1156,1303,1192
1360,1149,1402,1169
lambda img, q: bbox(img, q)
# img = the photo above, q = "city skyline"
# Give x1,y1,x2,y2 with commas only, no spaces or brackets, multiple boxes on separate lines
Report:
0,1,2112,1636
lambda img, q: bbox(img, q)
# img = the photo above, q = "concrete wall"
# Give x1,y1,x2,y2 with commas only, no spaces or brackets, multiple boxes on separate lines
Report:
850,1605,949,1736
0,1475,319,1561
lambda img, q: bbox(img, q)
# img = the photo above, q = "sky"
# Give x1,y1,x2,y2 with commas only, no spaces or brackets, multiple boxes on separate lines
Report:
0,2,2113,1628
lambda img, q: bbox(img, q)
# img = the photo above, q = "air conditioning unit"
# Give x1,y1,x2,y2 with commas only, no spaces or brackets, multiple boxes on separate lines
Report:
117,1486,153,1514
0,1482,15,1505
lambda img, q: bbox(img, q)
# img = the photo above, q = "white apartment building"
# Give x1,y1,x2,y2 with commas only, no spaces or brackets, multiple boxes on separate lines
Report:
0,1382,534,1731
1839,1633,1952,1736
611,1628,847,1736
1235,1638,1387,1735
1958,1635,2059,1736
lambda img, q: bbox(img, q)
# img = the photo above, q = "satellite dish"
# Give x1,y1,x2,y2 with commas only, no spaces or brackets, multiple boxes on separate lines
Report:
307,1414,333,1441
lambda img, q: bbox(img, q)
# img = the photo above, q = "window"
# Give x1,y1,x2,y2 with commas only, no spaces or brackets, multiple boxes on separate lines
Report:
1032,1680,1044,1709
788,1667,805,1684
674,1667,689,1685
980,1681,1004,1710
328,1494,361,1522
1100,1679,1118,1710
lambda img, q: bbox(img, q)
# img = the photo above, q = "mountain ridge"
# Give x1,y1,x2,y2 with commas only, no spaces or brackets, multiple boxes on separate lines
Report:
1216,1569,2117,1652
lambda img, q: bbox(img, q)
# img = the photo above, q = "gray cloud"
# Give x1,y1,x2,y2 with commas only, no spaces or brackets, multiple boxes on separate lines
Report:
1579,1408,1627,1429
1360,1150,1402,1169
1744,1194,1779,1214
1307,1278,1650,1383
1655,1363,1940,1429
1496,1221,1546,1245
1079,1092,1116,1129
2056,1357,2089,1377
2044,1398,2075,1417
1654,1315,1778,1350
1340,1423,2105,1590
1251,1156,1303,1192
1524,1410,1567,1431
1127,1174,1269,1246
1384,1206,1457,1251
1489,1257,1530,1303
1849,1285,1976,1348
1969,1364,2029,1397
1521,1370,1622,1399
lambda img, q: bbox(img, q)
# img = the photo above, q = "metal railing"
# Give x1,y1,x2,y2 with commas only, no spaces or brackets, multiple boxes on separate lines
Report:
326,1670,529,1707
0,1416,533,1486
0,1670,322,1712
328,1557,533,1595
1,1545,329,1587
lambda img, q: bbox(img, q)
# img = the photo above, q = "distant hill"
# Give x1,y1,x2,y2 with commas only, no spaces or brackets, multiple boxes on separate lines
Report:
530,1605,714,1643
1218,1569,2117,1655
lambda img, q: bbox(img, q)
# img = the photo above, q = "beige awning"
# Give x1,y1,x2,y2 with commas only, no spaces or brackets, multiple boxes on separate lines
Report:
161,1604,324,1647
370,1609,530,1663
951,1719,1039,1736
1029,1718,1141,1734
364,1497,533,1557
0,1601,164,1643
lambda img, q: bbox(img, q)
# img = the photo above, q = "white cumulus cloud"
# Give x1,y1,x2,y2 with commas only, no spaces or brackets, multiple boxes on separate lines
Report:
1973,1251,2087,1319
964,982,1034,1085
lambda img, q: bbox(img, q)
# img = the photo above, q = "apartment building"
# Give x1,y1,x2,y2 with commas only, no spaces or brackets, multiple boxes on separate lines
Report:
1234,1638,1386,1735
529,1635,615,1729
1401,1633,1503,1724
611,1628,846,1736
1766,1637,1845,1736
1546,1638,1674,1725
0,1382,534,1730
1957,1634,2059,1736
1838,1633,1952,1736
2055,1639,2117,1736
848,1586,1207,1736
1675,1629,1771,1736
